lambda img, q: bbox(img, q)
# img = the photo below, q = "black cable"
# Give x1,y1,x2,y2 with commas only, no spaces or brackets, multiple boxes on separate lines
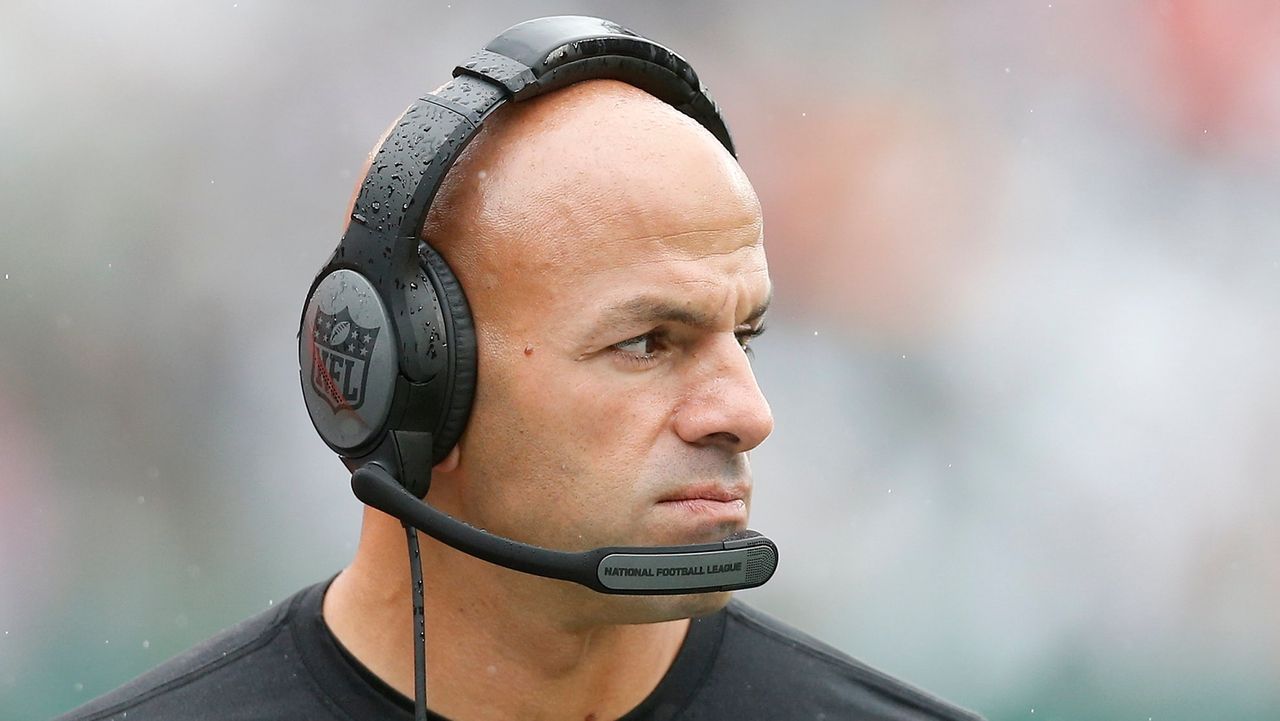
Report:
404,522,428,721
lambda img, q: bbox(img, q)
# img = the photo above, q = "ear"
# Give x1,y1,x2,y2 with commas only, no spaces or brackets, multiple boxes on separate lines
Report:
433,445,461,474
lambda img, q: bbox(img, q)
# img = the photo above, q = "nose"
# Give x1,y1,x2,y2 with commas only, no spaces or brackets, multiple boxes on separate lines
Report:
673,333,774,453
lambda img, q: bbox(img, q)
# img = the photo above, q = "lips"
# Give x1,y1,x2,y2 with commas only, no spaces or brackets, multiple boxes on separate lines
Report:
658,483,747,505
658,497,747,517
656,483,750,529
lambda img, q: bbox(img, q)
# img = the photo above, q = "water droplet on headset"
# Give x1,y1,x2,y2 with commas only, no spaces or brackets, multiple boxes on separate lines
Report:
410,282,418,290
351,213,367,224
371,202,380,211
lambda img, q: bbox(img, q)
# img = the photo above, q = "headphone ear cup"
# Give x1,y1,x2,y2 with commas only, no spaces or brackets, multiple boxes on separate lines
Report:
419,244,477,464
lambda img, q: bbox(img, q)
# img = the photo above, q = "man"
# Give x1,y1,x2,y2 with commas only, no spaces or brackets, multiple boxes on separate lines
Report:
58,18,982,721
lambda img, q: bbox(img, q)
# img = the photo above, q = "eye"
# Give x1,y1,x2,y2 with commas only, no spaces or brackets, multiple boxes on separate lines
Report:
612,331,666,361
736,324,767,357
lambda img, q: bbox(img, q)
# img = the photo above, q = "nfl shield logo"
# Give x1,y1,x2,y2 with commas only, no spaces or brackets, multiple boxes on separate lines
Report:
310,307,382,413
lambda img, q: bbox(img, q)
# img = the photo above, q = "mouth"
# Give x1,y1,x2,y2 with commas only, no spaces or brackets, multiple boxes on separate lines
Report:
656,484,750,526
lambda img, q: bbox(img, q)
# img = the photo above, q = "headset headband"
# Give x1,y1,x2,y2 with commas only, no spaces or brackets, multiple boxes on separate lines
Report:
337,15,734,342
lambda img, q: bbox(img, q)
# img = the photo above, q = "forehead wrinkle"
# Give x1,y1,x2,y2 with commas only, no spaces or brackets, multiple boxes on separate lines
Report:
605,218,763,253
596,286,773,333
548,216,765,284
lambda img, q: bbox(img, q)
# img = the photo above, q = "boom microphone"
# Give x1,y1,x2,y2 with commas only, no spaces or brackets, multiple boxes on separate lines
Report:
351,464,779,595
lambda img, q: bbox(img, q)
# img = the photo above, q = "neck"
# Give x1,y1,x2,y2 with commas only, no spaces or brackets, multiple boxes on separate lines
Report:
323,508,692,721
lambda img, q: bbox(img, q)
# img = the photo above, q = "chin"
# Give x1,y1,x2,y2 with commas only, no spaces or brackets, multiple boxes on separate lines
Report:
668,590,734,620
596,590,734,626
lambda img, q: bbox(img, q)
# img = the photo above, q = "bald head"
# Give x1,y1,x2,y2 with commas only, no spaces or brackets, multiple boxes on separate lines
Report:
420,79,762,333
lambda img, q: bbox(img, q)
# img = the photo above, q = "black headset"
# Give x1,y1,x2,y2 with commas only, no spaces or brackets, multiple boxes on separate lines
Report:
299,16,778,718
298,15,776,598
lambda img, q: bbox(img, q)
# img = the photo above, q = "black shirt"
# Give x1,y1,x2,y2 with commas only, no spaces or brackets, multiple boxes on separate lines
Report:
55,580,983,720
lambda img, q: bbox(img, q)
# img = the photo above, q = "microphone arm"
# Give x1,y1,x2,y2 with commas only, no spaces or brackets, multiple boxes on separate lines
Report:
351,464,778,595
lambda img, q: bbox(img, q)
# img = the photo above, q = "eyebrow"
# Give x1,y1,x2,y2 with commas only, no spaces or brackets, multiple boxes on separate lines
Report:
596,289,772,331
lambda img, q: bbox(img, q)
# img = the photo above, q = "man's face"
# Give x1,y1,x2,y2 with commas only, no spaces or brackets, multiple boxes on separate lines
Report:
429,81,772,621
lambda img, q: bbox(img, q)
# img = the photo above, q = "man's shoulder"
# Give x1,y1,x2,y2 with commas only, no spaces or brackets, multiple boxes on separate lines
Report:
53,584,323,721
708,600,984,721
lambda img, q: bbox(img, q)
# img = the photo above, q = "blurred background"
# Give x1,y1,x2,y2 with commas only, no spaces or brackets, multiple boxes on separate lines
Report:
3,1,1277,719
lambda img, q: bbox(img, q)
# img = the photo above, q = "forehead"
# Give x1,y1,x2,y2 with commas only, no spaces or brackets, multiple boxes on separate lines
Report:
436,81,767,327
500,147,766,325
502,114,758,257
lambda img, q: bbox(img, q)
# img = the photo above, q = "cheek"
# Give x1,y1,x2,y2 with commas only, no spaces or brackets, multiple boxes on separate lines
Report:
457,339,553,499
560,365,676,460
463,348,636,488
462,332,681,516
